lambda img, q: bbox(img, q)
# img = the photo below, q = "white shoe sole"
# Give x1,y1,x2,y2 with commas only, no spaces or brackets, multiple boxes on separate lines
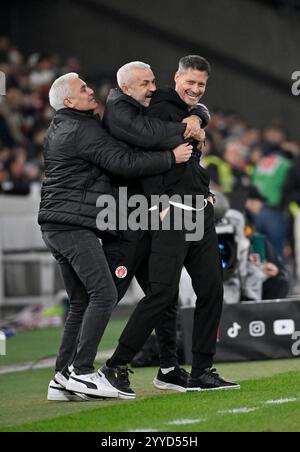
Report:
187,385,241,392
117,391,136,400
66,378,119,398
153,378,187,393
47,387,85,402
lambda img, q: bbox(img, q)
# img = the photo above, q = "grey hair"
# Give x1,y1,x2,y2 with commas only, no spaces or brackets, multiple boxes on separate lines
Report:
117,61,151,88
178,55,211,76
49,72,79,111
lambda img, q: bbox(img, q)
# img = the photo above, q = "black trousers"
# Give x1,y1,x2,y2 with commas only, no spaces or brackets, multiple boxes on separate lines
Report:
110,203,224,371
42,229,118,375
103,230,179,368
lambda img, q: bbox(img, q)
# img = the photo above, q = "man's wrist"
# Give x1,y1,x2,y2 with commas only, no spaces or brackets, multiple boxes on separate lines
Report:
170,150,176,165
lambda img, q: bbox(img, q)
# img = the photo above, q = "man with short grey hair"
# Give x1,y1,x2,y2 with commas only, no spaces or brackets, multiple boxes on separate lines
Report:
39,72,192,401
102,56,240,397
101,60,211,396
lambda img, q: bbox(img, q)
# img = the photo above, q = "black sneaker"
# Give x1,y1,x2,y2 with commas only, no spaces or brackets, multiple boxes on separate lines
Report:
153,367,189,393
100,364,136,399
187,368,240,392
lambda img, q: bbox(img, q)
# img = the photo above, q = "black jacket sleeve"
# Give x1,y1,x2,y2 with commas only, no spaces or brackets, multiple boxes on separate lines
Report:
140,102,176,197
105,100,186,150
76,119,174,178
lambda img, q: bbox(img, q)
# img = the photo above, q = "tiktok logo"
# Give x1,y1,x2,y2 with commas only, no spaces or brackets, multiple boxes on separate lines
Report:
227,322,242,339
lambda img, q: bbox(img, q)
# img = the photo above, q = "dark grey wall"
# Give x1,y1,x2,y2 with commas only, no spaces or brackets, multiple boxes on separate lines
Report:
6,0,300,138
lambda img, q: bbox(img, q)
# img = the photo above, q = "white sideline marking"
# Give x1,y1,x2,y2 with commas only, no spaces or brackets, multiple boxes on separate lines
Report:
263,398,299,405
218,407,258,414
168,418,205,426
0,350,113,375
128,429,158,432
129,397,300,432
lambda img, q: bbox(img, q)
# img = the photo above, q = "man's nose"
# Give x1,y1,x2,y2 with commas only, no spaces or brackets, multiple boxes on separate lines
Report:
192,87,201,95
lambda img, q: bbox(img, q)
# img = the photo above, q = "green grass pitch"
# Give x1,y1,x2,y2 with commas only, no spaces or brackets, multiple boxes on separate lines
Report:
1,322,300,432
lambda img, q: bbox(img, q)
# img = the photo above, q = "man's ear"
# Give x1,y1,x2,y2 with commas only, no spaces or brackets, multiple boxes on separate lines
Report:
63,98,74,108
174,71,180,84
121,84,131,96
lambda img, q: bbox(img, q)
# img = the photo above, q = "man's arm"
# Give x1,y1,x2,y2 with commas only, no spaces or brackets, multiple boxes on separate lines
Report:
76,119,177,179
104,100,186,150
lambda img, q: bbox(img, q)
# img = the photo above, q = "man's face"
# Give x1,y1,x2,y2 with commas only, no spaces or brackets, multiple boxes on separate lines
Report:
175,69,208,107
122,68,156,107
64,78,98,111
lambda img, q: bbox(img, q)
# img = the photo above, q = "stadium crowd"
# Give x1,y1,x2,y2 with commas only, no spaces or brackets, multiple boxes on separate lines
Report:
0,36,299,269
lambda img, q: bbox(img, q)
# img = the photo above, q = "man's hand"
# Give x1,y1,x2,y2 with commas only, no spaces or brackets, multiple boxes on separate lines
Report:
182,115,202,140
193,128,206,143
172,143,193,163
263,262,279,278
207,196,215,205
160,206,170,222
190,103,211,128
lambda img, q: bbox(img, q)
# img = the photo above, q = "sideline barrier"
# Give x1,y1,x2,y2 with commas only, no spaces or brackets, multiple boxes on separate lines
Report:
181,298,300,362
0,195,60,307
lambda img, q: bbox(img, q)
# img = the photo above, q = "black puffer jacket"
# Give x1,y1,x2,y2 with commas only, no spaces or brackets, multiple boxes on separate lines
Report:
103,88,186,150
38,108,174,236
142,88,210,199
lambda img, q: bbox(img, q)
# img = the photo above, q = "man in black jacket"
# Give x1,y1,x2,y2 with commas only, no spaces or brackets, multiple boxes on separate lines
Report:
102,56,240,397
39,72,192,400
102,61,210,393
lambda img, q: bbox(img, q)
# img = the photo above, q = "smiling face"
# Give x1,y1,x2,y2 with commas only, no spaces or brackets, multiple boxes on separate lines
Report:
121,68,156,107
64,78,98,111
174,68,208,107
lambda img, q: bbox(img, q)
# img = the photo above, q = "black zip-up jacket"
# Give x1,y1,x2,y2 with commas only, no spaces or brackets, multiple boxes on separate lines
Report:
103,88,188,194
103,88,186,150
38,108,175,237
142,88,210,199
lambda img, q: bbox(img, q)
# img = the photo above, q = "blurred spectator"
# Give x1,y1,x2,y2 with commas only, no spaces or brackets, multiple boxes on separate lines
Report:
0,151,30,195
0,36,115,197
0,35,299,284
202,139,252,211
262,125,286,155
252,153,291,258
283,156,300,263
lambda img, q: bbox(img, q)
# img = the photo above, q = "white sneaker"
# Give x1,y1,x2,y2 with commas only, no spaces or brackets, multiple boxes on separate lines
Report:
66,371,119,398
54,364,74,388
47,379,87,402
54,372,69,388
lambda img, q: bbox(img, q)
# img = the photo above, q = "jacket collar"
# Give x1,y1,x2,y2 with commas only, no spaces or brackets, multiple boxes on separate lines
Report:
151,87,189,111
106,88,144,110
56,108,96,118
